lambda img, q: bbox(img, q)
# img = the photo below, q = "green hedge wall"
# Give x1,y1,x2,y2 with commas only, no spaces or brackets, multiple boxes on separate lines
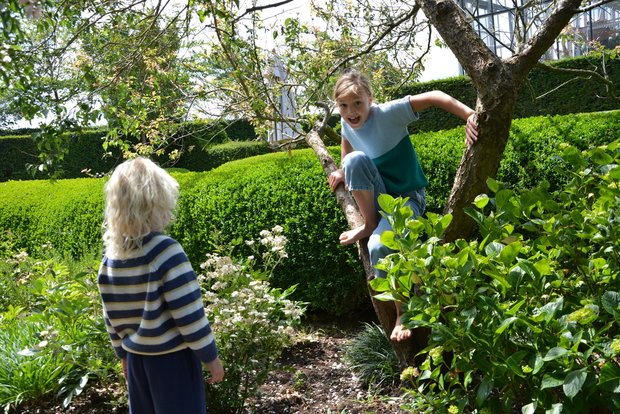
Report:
0,130,270,182
400,55,620,133
1,110,618,313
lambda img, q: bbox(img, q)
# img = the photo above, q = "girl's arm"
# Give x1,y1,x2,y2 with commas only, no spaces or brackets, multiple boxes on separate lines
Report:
410,91,478,145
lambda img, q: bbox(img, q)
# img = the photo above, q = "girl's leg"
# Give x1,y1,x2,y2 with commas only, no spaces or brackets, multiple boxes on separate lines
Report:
367,188,427,342
340,151,386,245
127,349,206,414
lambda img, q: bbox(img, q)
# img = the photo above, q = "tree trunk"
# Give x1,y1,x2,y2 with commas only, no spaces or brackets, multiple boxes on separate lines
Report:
416,0,585,241
305,124,426,369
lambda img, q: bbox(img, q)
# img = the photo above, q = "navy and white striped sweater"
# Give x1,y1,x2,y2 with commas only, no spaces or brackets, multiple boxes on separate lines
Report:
97,232,218,363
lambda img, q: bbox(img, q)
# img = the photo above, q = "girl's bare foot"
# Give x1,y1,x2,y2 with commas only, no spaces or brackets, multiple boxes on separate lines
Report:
339,225,374,245
390,321,412,342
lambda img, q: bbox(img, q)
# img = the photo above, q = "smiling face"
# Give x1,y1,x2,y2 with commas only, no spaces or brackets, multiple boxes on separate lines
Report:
336,89,373,130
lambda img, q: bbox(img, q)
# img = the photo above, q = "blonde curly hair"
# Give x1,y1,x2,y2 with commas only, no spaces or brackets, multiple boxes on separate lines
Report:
102,157,179,259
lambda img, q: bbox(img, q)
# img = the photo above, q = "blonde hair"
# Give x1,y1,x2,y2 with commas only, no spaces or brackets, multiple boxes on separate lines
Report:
333,71,373,101
103,157,179,258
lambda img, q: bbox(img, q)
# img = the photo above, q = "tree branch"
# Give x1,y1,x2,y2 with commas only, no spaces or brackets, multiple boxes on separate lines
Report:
508,0,582,81
577,0,617,13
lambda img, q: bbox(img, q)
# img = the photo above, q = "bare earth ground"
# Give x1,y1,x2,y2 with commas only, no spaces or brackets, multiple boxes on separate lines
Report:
14,310,406,414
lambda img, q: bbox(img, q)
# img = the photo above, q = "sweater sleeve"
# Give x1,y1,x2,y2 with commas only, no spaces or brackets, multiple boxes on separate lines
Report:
159,244,219,363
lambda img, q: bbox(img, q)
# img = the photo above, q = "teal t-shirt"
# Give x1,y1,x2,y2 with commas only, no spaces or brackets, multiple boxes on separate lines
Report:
341,96,428,194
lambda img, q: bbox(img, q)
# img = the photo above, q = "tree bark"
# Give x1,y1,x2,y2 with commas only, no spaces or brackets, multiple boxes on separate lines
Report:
305,124,426,369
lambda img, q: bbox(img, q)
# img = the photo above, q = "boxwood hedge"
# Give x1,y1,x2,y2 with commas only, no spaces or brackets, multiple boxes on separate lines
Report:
1,110,618,313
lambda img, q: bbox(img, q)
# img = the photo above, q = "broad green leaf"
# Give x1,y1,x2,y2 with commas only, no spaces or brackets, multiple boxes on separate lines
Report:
495,188,514,210
602,291,620,315
487,177,500,193
495,316,518,336
476,376,493,406
589,147,614,165
563,369,587,398
485,241,505,256
377,193,397,213
543,347,568,361
541,372,564,389
545,403,563,414
373,292,402,302
369,277,389,292
380,230,400,250
473,194,490,209
500,241,521,266
506,350,529,377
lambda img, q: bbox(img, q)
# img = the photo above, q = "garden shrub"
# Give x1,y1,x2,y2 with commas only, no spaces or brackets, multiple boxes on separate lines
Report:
171,150,368,314
417,110,620,212
372,141,620,412
344,322,400,392
0,244,117,412
0,111,618,313
199,227,305,413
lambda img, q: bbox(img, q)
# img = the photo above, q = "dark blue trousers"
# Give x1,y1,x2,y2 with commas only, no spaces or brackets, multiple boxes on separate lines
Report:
126,348,207,414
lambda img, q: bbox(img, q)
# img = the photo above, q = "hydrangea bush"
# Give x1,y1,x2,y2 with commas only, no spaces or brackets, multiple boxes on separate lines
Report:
199,226,305,414
373,142,620,413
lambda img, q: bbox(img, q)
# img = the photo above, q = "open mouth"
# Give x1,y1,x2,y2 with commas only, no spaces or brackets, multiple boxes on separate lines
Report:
348,116,361,125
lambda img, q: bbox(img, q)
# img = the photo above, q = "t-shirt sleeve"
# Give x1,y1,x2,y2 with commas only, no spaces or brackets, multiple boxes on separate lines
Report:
379,96,420,127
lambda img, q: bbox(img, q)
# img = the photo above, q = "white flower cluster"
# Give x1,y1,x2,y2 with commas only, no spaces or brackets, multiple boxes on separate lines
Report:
197,227,304,401
258,225,288,259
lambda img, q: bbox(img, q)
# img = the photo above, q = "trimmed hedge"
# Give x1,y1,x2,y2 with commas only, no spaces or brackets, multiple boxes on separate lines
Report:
1,110,618,313
417,110,620,212
400,55,620,133
0,130,270,182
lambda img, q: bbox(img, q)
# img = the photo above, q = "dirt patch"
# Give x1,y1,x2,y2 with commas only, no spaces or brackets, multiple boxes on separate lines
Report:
13,311,406,413
248,313,405,413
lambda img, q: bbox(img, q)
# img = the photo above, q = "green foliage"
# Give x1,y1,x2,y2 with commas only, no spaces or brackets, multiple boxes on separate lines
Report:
416,110,620,212
372,142,620,412
344,322,400,392
0,242,117,412
0,124,266,181
172,150,367,314
0,178,105,258
200,227,305,413
1,111,619,313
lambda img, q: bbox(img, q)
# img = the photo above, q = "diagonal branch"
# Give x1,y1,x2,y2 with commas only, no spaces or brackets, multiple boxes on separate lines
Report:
508,0,582,81
415,0,499,89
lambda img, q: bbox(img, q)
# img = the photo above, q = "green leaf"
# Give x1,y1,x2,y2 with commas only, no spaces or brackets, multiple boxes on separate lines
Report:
589,147,614,165
487,177,500,193
379,230,399,250
543,347,568,361
495,316,518,336
373,292,402,302
602,291,620,315
522,402,536,414
485,241,504,256
563,369,587,399
541,372,564,389
545,403,563,414
369,277,389,292
476,375,493,406
473,194,490,209
499,241,521,266
378,194,397,214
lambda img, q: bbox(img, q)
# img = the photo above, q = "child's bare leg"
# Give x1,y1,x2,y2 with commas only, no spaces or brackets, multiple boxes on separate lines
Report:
390,300,412,342
339,189,377,245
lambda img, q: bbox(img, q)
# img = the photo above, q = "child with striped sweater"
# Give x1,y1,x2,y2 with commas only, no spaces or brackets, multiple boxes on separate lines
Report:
98,157,224,414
